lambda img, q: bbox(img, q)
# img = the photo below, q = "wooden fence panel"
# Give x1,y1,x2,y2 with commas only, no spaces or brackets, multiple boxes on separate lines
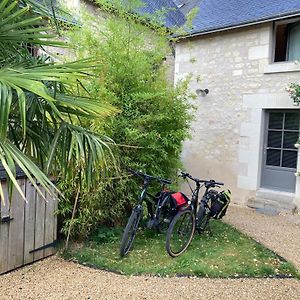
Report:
23,180,36,265
33,188,46,261
7,179,25,271
44,191,57,257
0,182,9,274
0,179,57,275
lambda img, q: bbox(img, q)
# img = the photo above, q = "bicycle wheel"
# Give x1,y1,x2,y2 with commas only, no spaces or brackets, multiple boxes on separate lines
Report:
120,206,142,257
165,209,195,257
196,204,210,234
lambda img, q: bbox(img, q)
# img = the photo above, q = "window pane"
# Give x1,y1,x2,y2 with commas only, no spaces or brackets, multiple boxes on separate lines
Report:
268,131,282,148
288,22,300,61
269,113,283,129
266,149,281,166
285,112,300,130
283,131,298,149
274,24,288,62
282,150,297,168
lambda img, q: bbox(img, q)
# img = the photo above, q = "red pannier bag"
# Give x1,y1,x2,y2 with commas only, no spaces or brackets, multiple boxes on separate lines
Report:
170,192,190,208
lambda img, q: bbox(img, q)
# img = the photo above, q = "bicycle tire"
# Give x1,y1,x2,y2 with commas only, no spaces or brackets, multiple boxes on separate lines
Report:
165,209,195,257
196,204,210,234
120,206,142,257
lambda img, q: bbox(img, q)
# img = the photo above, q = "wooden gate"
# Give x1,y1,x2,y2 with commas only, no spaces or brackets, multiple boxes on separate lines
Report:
0,178,57,275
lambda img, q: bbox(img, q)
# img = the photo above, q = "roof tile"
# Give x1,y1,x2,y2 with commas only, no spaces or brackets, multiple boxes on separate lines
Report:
182,0,300,35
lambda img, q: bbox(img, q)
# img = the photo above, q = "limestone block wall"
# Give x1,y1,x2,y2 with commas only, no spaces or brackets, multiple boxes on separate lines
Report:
175,23,300,205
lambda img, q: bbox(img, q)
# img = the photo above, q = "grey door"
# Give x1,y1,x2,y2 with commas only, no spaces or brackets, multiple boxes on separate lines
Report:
261,111,299,192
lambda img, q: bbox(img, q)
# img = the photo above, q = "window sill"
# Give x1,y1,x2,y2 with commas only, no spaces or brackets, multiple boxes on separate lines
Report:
264,61,300,74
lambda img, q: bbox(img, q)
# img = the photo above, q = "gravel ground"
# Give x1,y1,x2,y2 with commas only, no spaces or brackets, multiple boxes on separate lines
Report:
223,205,300,270
0,256,299,300
0,204,300,299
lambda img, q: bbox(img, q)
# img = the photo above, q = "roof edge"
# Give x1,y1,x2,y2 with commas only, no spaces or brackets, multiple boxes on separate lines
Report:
177,10,300,40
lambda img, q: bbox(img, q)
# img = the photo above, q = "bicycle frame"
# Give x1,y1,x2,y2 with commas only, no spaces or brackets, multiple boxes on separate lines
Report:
165,172,225,257
134,177,158,218
183,174,223,221
120,169,172,257
130,168,170,198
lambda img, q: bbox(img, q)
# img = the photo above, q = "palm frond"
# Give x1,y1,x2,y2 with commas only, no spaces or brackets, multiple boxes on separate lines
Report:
0,83,12,139
46,123,116,187
0,140,58,204
0,0,117,203
0,62,117,136
0,2,67,48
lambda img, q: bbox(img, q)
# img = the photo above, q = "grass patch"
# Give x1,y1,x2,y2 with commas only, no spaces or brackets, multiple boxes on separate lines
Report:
63,221,299,278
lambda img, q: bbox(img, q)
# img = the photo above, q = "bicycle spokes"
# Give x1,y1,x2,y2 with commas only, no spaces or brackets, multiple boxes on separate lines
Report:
166,210,195,257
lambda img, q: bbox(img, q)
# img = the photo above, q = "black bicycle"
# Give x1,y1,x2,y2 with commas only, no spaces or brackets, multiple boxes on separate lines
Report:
165,171,226,257
120,169,172,257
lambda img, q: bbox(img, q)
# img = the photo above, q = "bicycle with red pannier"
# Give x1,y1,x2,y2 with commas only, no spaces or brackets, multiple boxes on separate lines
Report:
165,171,231,257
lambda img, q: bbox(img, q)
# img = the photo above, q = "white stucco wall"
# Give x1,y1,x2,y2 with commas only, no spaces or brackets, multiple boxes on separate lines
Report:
175,23,300,206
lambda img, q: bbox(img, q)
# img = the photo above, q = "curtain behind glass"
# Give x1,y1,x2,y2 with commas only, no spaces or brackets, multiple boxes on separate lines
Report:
288,22,300,61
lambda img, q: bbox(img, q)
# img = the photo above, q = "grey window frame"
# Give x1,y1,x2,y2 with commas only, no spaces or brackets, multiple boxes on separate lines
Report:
273,17,300,63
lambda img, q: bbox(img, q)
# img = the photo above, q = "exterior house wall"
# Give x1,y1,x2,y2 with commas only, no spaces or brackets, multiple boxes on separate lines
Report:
175,23,300,208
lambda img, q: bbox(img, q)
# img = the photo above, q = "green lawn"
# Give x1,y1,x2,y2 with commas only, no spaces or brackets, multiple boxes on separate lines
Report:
64,221,299,278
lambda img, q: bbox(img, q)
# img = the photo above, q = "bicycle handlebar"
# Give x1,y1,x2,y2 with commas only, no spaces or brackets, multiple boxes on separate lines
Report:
179,171,224,187
127,168,172,185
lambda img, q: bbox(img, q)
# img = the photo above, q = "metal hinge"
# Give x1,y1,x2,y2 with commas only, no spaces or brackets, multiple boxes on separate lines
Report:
1,216,14,223
29,240,58,254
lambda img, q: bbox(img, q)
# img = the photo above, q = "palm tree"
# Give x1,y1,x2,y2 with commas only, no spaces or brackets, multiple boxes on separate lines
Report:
0,0,115,202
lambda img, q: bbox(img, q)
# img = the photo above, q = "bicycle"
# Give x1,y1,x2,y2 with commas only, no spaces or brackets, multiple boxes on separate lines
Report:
165,171,225,257
120,169,172,257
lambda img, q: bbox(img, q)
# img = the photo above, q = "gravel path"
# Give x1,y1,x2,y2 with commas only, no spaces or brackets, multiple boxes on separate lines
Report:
0,256,299,300
223,205,300,270
0,204,300,299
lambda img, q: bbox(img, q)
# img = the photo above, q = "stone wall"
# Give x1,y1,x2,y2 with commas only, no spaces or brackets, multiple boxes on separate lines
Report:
175,23,300,205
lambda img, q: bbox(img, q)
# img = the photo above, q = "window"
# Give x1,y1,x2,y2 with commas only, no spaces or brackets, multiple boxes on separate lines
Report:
266,112,299,169
274,20,300,62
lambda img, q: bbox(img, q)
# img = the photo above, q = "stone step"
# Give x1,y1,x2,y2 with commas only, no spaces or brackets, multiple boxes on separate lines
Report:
247,196,296,213
256,188,294,204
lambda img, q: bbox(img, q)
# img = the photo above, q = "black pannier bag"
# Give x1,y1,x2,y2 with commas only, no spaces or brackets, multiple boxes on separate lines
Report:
149,191,189,230
210,189,231,219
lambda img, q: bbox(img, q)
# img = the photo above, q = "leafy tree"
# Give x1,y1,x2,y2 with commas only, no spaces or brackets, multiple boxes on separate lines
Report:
287,83,300,105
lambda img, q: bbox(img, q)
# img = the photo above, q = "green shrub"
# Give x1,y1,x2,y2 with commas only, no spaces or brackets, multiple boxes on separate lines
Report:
89,227,121,244
287,83,300,105
58,1,195,238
